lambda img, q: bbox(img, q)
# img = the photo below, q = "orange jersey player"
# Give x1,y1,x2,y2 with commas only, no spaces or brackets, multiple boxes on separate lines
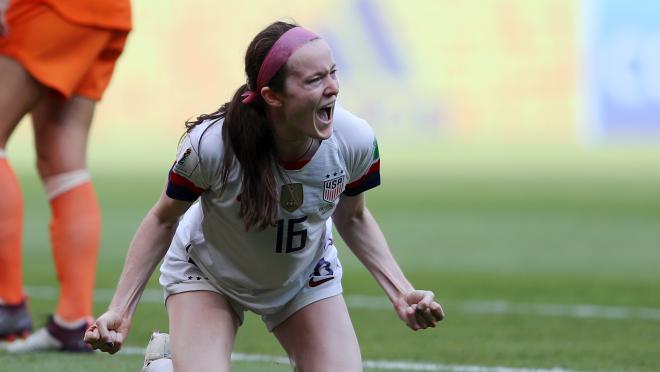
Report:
0,0,131,352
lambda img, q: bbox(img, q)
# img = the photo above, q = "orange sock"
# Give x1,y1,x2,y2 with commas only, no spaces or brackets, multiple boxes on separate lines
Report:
0,155,25,305
48,177,100,322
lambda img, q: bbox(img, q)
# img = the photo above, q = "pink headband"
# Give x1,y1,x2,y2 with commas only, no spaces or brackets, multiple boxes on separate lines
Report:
242,27,320,104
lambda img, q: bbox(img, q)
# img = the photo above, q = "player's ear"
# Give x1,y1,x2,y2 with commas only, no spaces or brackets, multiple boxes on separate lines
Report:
261,87,283,108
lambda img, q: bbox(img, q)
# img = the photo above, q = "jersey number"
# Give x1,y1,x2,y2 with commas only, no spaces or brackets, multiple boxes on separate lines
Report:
275,216,308,253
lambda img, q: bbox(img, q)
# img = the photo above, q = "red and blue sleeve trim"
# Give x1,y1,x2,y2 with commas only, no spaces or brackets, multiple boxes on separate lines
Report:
166,167,205,202
343,160,381,196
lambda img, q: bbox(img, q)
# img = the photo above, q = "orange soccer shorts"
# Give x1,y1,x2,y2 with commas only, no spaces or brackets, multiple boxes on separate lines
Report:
0,1,129,101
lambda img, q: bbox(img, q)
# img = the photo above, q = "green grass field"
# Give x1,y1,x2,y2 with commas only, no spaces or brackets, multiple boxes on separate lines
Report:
2,148,660,372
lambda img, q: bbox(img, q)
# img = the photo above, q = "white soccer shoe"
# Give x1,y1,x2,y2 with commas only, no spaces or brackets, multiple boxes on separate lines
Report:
6,328,60,353
141,332,173,372
6,315,91,353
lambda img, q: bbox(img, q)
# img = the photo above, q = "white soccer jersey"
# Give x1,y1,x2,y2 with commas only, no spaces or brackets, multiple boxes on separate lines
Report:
163,105,381,314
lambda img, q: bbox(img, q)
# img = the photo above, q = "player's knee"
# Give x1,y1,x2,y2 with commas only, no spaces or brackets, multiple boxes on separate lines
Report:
36,158,81,180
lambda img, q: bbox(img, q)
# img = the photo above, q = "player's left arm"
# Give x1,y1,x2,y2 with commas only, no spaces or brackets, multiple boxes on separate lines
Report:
333,193,445,331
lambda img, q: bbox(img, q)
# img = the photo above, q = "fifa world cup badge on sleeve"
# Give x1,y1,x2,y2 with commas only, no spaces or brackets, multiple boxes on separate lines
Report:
173,147,198,178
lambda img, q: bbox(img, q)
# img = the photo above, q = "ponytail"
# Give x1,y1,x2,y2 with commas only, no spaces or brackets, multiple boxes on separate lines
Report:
222,84,278,230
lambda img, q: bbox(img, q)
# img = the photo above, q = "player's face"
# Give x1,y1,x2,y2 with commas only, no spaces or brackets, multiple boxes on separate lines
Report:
278,39,338,141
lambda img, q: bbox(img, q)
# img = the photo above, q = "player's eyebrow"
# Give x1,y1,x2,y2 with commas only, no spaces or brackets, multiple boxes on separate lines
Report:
303,63,337,79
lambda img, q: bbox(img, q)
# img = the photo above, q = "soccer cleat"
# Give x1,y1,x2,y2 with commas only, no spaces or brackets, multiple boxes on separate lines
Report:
142,332,172,372
6,315,92,353
0,300,32,342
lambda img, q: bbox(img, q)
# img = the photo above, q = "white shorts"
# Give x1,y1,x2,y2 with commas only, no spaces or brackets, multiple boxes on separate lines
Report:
159,236,343,331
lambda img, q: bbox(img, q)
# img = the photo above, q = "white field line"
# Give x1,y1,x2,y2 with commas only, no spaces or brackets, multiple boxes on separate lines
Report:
120,346,577,372
24,286,660,322
347,295,660,321
21,286,589,371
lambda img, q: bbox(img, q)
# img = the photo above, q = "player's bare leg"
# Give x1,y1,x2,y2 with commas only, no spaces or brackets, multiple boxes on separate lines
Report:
7,94,98,352
0,55,45,341
31,93,99,320
31,94,95,178
166,291,239,372
273,294,362,372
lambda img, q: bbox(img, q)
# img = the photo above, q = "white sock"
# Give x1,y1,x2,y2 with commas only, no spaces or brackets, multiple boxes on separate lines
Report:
43,169,91,200
144,359,174,372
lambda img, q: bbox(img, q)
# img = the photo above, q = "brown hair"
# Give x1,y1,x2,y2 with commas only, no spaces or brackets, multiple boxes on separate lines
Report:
184,21,297,231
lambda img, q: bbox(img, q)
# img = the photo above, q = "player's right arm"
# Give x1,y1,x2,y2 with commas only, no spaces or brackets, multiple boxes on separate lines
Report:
84,190,193,354
86,122,217,354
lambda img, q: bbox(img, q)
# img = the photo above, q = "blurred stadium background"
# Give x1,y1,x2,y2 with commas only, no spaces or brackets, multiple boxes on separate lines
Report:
3,0,660,371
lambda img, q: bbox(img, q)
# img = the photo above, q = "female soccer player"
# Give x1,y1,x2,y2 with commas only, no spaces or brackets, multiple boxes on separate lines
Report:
85,21,444,371
0,0,131,352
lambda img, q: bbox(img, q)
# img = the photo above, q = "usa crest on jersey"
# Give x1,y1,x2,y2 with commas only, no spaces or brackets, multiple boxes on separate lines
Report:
323,170,346,202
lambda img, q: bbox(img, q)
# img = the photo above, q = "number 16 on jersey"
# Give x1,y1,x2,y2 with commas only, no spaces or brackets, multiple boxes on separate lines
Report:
275,216,308,253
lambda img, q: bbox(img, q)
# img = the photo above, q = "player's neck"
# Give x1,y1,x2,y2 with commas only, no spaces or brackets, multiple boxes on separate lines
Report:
268,111,321,163
276,136,318,163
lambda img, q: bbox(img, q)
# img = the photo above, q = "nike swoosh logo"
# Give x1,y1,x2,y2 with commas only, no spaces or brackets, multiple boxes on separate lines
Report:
308,276,334,287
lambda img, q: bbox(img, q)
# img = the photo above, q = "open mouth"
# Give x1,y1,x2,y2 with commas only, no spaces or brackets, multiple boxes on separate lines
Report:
316,103,334,124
